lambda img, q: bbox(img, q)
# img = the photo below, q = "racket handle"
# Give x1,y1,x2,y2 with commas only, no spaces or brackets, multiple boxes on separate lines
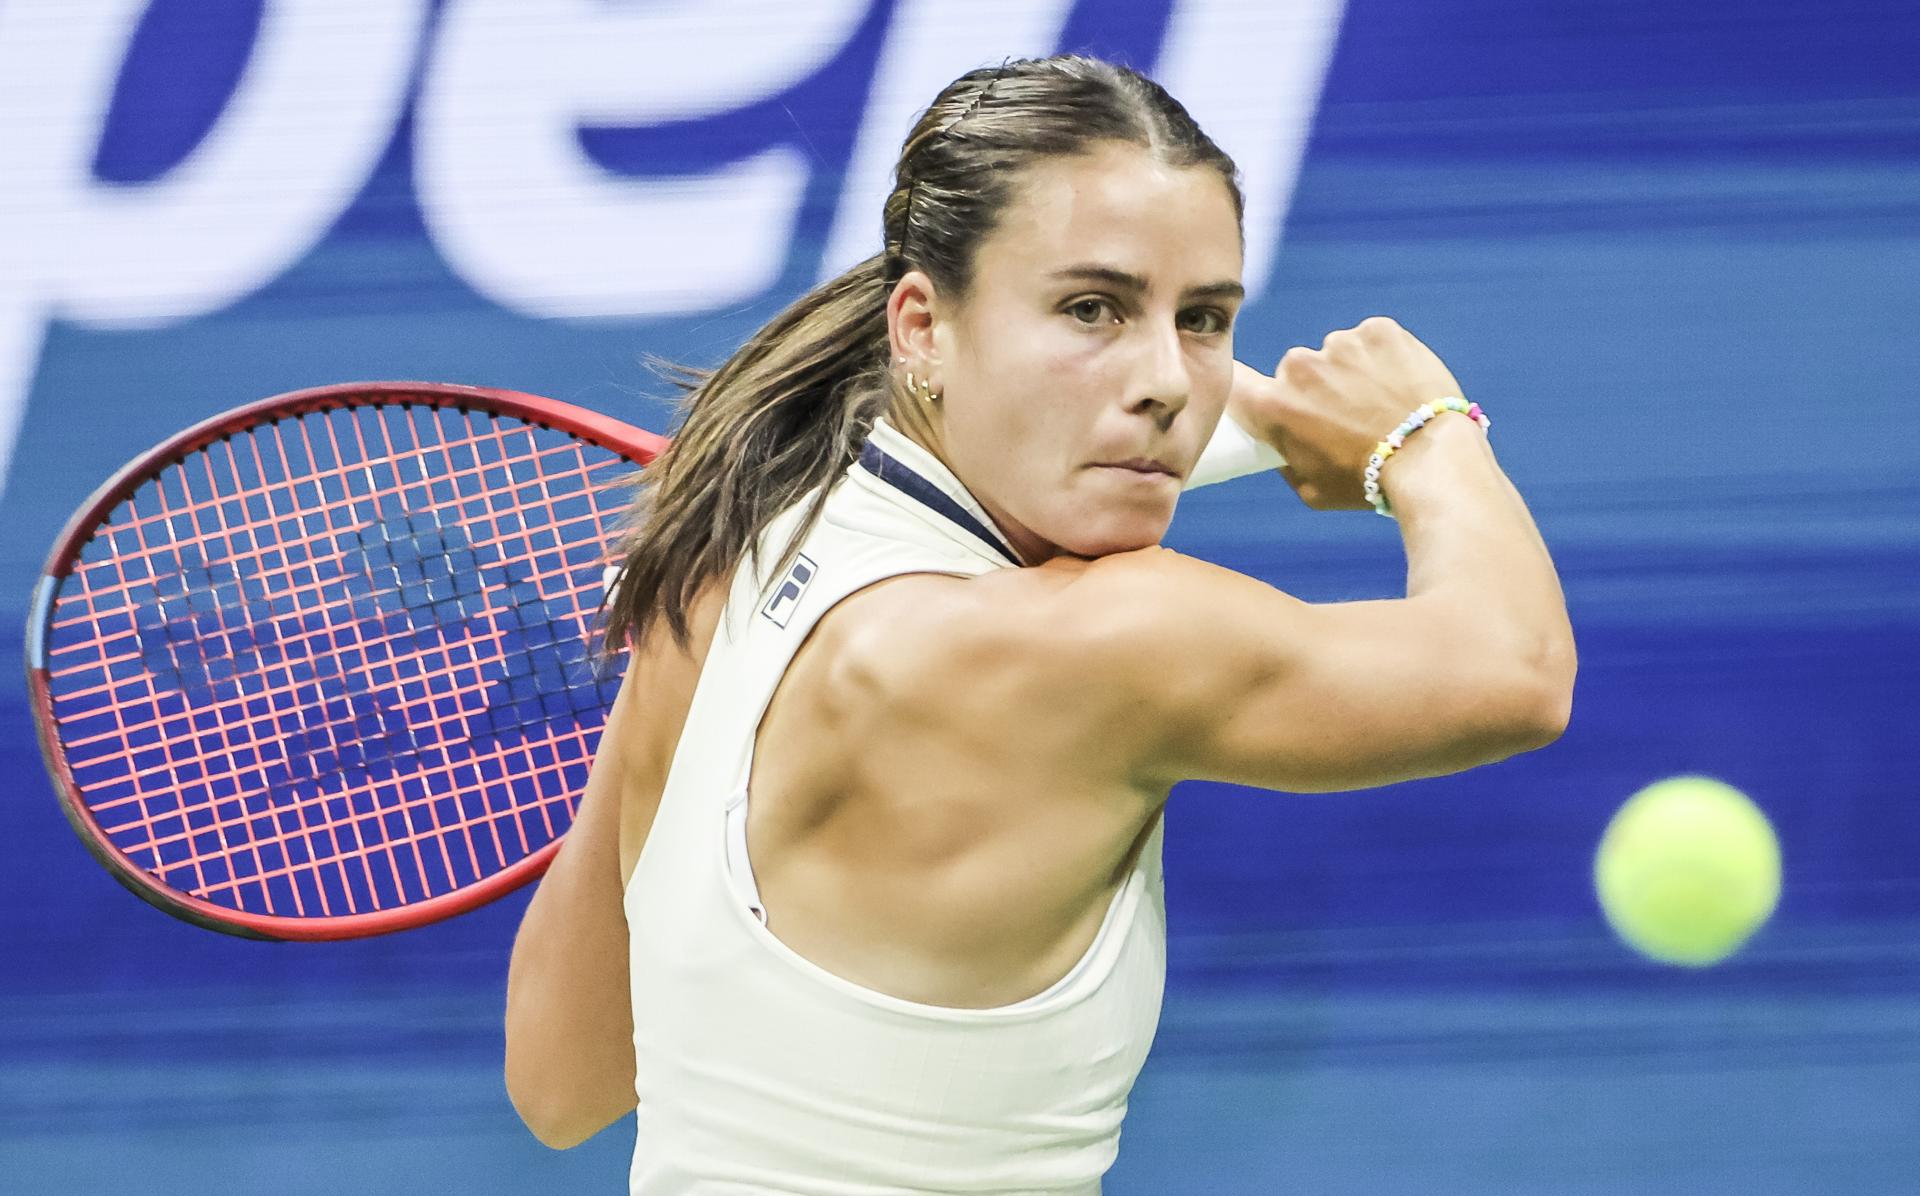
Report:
1183,410,1286,490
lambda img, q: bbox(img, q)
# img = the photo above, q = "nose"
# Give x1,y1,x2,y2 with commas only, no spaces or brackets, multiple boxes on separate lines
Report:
1132,321,1191,424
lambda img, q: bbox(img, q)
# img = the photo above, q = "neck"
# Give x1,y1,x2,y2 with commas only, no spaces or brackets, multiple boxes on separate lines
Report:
887,399,947,463
880,403,1050,567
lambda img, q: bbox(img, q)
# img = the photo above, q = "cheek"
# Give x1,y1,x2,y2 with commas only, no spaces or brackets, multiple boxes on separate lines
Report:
955,321,1085,423
1194,350,1236,411
971,307,1066,369
1013,328,1128,423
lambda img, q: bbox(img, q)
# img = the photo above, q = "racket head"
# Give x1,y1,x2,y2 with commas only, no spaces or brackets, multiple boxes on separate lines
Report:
25,382,665,940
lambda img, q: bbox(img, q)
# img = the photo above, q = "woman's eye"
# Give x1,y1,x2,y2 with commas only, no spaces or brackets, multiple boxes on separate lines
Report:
1181,308,1231,335
1067,298,1114,325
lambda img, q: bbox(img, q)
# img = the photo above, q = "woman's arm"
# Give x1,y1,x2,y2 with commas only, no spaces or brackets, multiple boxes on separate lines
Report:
504,582,725,1149
503,669,639,1150
1137,413,1573,792
1142,325,1574,789
864,319,1573,797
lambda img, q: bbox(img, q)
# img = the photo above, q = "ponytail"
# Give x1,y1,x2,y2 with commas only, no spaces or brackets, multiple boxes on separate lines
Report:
602,253,891,654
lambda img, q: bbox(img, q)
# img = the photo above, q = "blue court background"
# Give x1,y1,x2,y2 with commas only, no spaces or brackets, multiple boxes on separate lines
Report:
3,1,1917,1192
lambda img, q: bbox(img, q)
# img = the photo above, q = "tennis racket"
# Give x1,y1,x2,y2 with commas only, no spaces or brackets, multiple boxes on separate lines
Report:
26,382,664,940
25,380,1283,942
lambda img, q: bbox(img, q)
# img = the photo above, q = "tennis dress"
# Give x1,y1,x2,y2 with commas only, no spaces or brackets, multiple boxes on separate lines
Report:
624,417,1168,1195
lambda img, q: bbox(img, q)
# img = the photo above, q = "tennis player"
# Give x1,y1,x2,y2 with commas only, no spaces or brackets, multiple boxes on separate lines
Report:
505,54,1574,1192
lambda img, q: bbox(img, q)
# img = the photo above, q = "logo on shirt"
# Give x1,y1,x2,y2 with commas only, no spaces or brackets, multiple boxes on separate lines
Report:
760,554,817,629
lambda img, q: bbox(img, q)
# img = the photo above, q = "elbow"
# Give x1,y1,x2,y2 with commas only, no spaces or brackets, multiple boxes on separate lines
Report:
1512,637,1577,750
504,1038,597,1151
507,1076,597,1151
531,1121,596,1153
506,1058,569,1150
1516,681,1572,751
501,967,637,1151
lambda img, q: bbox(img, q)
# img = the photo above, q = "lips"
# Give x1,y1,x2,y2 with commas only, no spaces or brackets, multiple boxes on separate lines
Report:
1102,458,1175,476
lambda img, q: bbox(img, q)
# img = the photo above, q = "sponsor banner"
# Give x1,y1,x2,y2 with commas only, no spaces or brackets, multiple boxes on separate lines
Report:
0,0,1344,495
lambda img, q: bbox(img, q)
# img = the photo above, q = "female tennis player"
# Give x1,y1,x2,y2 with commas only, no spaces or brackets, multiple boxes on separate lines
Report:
505,54,1574,1191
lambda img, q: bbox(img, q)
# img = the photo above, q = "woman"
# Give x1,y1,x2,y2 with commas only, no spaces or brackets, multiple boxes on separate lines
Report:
505,54,1574,1192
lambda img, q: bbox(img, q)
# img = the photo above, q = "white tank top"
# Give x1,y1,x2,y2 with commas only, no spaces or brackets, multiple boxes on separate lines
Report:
625,417,1168,1195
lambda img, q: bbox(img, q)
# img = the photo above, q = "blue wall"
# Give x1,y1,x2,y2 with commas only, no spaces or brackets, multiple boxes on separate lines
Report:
2,1,1916,1191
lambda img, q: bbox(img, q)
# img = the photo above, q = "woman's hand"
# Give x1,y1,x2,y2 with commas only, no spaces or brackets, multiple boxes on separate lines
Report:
1230,317,1467,510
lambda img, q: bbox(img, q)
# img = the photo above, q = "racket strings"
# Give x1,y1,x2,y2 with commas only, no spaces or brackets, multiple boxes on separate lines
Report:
42,403,631,921
61,408,614,906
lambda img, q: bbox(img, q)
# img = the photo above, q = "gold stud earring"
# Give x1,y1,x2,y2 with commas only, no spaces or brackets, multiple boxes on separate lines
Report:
905,370,941,405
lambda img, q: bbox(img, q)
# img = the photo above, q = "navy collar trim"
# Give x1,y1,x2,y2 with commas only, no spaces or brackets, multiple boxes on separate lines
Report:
856,438,1020,566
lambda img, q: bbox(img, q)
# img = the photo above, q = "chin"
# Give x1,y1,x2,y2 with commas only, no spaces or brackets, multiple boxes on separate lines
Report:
1056,513,1171,559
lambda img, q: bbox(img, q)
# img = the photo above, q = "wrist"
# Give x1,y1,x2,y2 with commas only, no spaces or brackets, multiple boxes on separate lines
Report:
1367,401,1492,516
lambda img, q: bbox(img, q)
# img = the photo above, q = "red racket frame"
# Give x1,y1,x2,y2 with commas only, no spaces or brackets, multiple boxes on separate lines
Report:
25,382,667,940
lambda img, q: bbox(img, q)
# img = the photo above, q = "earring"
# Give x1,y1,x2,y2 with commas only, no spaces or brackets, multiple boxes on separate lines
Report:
905,371,941,405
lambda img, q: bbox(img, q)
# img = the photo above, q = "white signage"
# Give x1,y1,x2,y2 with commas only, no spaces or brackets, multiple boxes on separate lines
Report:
0,0,1343,495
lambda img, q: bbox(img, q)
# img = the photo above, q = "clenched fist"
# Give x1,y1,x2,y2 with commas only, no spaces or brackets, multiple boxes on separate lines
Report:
1228,317,1468,511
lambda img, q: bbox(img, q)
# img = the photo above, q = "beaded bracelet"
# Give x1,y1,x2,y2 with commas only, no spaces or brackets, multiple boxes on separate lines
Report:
1362,397,1491,517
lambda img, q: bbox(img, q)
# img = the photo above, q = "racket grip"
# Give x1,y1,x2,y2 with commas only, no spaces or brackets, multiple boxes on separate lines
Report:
1183,411,1286,490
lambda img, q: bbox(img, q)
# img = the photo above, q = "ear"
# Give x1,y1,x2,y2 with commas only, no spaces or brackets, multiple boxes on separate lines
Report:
886,270,943,368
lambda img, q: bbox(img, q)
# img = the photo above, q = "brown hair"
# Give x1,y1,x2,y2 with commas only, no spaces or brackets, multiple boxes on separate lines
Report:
601,54,1244,654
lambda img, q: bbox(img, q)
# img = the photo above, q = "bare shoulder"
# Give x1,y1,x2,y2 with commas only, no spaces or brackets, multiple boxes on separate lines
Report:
838,546,1192,659
824,549,1159,683
825,548,1205,791
834,545,1567,797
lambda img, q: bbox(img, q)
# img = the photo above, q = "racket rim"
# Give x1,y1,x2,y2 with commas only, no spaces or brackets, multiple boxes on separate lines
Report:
33,380,665,584
24,380,659,940
26,629,275,940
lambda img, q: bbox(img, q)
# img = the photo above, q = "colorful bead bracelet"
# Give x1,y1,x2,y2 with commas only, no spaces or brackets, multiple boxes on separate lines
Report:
1362,397,1492,517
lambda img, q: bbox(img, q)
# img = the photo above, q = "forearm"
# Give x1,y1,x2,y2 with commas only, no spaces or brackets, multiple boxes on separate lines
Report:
1386,416,1576,716
504,761,636,1148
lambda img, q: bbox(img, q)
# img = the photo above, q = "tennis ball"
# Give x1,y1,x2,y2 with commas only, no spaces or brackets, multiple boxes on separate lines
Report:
1593,776,1781,967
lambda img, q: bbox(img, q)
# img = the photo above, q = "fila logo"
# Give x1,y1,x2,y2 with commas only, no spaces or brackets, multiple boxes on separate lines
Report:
761,554,818,629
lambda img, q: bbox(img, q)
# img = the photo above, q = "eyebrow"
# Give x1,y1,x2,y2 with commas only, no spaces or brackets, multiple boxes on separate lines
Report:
1047,264,1245,303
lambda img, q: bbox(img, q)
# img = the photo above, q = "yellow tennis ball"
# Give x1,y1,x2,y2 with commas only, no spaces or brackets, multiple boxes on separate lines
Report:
1593,776,1781,967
